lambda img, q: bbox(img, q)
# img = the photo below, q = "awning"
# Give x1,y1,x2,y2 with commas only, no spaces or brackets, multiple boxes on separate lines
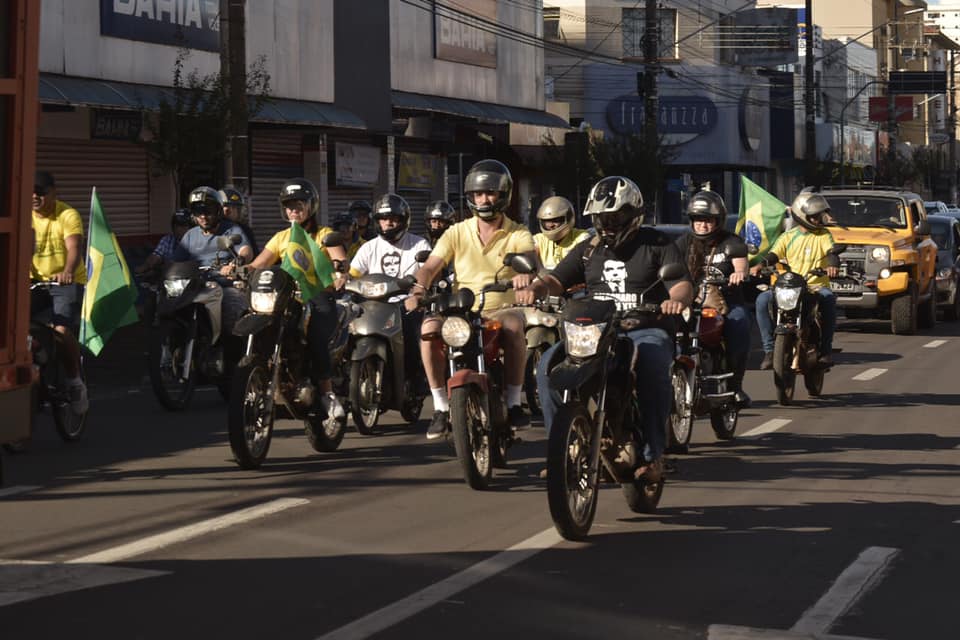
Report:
39,73,366,129
392,90,569,128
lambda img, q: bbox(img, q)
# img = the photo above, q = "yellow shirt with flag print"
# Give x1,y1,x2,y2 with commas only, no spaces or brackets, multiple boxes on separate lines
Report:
768,227,835,289
265,225,336,261
32,201,87,284
533,228,589,270
431,215,535,311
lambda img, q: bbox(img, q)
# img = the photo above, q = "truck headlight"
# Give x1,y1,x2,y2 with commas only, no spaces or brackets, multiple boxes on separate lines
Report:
870,246,889,262
937,267,952,279
775,287,801,311
441,316,472,347
564,322,605,358
250,291,278,313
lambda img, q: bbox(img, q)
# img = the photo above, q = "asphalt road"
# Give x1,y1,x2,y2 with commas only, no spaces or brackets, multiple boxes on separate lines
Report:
2,316,959,640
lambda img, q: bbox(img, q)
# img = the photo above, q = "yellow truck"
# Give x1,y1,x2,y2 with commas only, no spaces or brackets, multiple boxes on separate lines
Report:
817,187,938,335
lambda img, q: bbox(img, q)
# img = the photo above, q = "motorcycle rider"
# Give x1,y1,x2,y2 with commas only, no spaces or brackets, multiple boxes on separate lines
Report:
674,190,752,408
136,209,194,276
220,185,259,255
405,159,536,439
350,193,433,393
247,178,349,420
331,211,364,260
532,196,589,270
751,192,839,370
30,170,88,414
348,200,376,241
425,200,457,247
517,176,692,481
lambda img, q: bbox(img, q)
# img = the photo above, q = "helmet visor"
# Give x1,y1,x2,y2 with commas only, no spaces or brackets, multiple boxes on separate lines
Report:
594,210,631,233
190,201,221,218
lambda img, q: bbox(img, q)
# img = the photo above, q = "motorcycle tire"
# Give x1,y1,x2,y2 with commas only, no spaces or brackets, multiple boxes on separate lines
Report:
710,405,738,440
305,412,346,453
667,364,694,453
523,346,545,416
547,402,600,541
773,333,796,406
804,368,825,397
350,357,384,435
400,396,425,425
52,359,88,443
450,385,493,490
227,360,275,469
621,474,664,514
148,327,198,411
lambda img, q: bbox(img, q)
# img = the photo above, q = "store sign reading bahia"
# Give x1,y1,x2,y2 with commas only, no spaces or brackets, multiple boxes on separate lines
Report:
434,0,498,68
100,0,219,52
605,94,718,146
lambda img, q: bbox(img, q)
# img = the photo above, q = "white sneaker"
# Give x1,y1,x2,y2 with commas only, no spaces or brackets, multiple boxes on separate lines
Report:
321,392,345,420
68,379,89,415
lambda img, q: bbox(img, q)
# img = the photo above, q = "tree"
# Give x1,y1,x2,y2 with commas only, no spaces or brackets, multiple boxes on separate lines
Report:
140,48,270,205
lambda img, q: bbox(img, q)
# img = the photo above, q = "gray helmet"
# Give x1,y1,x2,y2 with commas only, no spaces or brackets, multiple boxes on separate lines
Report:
188,186,225,226
372,193,411,242
583,176,644,250
464,159,513,220
791,192,830,230
278,178,320,221
686,190,727,240
537,196,576,242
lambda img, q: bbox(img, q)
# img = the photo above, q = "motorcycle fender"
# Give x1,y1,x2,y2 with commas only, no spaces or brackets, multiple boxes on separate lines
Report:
352,301,402,338
447,369,488,394
233,313,273,336
549,357,603,392
351,337,389,363
876,271,909,295
525,326,557,350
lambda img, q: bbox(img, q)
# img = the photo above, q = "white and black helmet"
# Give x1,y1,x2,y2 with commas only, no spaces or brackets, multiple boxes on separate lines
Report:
536,196,576,242
464,159,513,220
686,190,727,240
372,193,411,242
278,178,320,221
583,176,644,249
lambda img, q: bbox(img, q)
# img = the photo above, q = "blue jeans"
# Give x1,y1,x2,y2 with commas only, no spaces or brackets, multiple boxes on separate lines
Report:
723,303,751,360
536,327,673,463
756,288,836,354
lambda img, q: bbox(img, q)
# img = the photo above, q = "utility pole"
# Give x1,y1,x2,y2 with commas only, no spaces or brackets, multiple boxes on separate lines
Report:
220,0,249,196
950,49,957,203
643,0,659,151
887,5,899,184
804,0,817,185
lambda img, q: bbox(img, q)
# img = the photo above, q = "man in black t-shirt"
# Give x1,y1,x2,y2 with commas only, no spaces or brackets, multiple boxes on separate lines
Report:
517,177,691,479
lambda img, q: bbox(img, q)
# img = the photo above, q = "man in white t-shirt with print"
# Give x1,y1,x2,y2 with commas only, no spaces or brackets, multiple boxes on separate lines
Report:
350,193,432,394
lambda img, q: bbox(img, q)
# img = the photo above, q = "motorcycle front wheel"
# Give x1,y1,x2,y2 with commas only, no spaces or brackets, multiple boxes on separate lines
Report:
710,405,738,440
667,364,694,453
621,472,664,514
227,360,275,469
51,359,88,443
773,333,797,406
305,406,346,452
523,345,546,416
148,327,198,411
804,368,825,397
547,402,600,541
350,356,384,435
450,385,493,490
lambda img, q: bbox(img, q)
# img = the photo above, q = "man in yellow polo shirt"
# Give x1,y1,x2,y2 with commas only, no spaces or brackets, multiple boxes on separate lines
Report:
405,160,535,439
31,171,88,414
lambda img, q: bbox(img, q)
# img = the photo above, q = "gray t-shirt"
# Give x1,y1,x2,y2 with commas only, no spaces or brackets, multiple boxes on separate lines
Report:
173,221,251,268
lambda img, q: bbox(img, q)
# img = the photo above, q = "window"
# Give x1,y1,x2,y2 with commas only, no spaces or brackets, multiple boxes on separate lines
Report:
622,8,678,60
544,6,562,41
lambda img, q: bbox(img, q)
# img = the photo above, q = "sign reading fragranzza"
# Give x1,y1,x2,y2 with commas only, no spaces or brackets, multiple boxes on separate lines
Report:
100,0,220,52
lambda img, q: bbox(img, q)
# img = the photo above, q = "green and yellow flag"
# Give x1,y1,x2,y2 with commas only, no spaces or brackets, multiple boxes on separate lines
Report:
79,188,139,356
737,175,787,265
280,221,335,301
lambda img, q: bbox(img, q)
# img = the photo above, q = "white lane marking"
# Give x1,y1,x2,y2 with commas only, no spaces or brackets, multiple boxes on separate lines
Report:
708,625,879,639
0,485,40,498
0,560,167,607
852,368,887,381
923,340,947,348
316,527,564,640
67,497,308,564
790,546,899,636
739,419,791,439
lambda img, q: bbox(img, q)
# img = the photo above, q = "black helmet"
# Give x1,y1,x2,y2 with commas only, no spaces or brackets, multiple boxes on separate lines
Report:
583,176,644,250
188,186,224,228
686,190,727,240
331,211,356,235
171,208,193,230
278,178,319,221
791,192,830,230
372,193,411,242
425,201,456,243
536,196,576,242
464,159,513,220
347,200,372,220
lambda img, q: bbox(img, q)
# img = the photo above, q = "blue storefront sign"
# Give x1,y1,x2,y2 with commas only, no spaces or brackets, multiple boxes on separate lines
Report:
605,94,718,137
100,0,220,52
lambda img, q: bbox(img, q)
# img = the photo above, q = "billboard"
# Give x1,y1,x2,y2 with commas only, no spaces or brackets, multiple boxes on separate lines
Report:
434,0,497,68
718,8,798,67
100,0,220,52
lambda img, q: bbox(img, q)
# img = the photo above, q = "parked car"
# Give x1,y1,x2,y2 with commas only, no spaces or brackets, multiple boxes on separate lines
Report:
925,201,951,216
928,214,960,320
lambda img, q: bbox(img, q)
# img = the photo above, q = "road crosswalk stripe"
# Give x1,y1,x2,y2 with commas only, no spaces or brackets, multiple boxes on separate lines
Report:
923,340,947,348
67,497,309,564
852,368,887,381
0,486,40,498
740,419,791,439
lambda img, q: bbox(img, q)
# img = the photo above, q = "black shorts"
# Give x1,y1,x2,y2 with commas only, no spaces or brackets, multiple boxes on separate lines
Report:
31,283,83,330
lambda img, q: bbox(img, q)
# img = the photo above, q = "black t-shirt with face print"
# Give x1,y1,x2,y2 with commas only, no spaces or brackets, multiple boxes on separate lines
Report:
551,227,691,331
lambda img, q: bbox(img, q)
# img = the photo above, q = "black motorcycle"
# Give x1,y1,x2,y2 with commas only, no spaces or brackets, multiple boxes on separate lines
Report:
546,264,685,540
147,235,244,410
227,266,352,469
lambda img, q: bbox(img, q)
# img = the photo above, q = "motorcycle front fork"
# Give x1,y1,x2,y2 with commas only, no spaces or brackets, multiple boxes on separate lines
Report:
177,308,199,382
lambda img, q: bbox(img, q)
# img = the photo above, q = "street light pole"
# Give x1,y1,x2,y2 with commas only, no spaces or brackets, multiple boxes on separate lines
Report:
839,80,884,185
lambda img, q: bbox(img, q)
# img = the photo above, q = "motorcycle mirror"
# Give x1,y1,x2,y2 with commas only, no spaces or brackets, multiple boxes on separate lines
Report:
657,263,686,281
415,249,432,263
230,233,242,245
400,274,417,290
216,235,236,251
322,232,345,248
746,243,759,256
827,243,847,255
726,243,748,259
504,252,536,274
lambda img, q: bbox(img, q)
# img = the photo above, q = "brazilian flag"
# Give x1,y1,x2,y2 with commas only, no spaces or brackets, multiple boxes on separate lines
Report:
280,222,335,301
79,188,139,356
737,175,787,266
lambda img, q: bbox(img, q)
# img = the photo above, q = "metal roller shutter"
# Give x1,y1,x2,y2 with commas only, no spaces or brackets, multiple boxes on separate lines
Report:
36,138,149,236
399,190,431,238
327,187,376,225
251,130,304,240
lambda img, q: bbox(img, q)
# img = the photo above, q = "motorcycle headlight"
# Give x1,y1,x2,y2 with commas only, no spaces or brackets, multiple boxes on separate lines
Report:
564,321,605,358
937,267,952,279
441,316,472,347
360,281,389,298
163,278,190,298
250,291,278,313
775,286,802,311
870,246,889,262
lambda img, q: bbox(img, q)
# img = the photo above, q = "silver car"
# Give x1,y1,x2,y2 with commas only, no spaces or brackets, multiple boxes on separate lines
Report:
928,214,960,320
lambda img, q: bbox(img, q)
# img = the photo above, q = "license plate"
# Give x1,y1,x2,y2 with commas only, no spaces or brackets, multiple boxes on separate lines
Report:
830,280,859,293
